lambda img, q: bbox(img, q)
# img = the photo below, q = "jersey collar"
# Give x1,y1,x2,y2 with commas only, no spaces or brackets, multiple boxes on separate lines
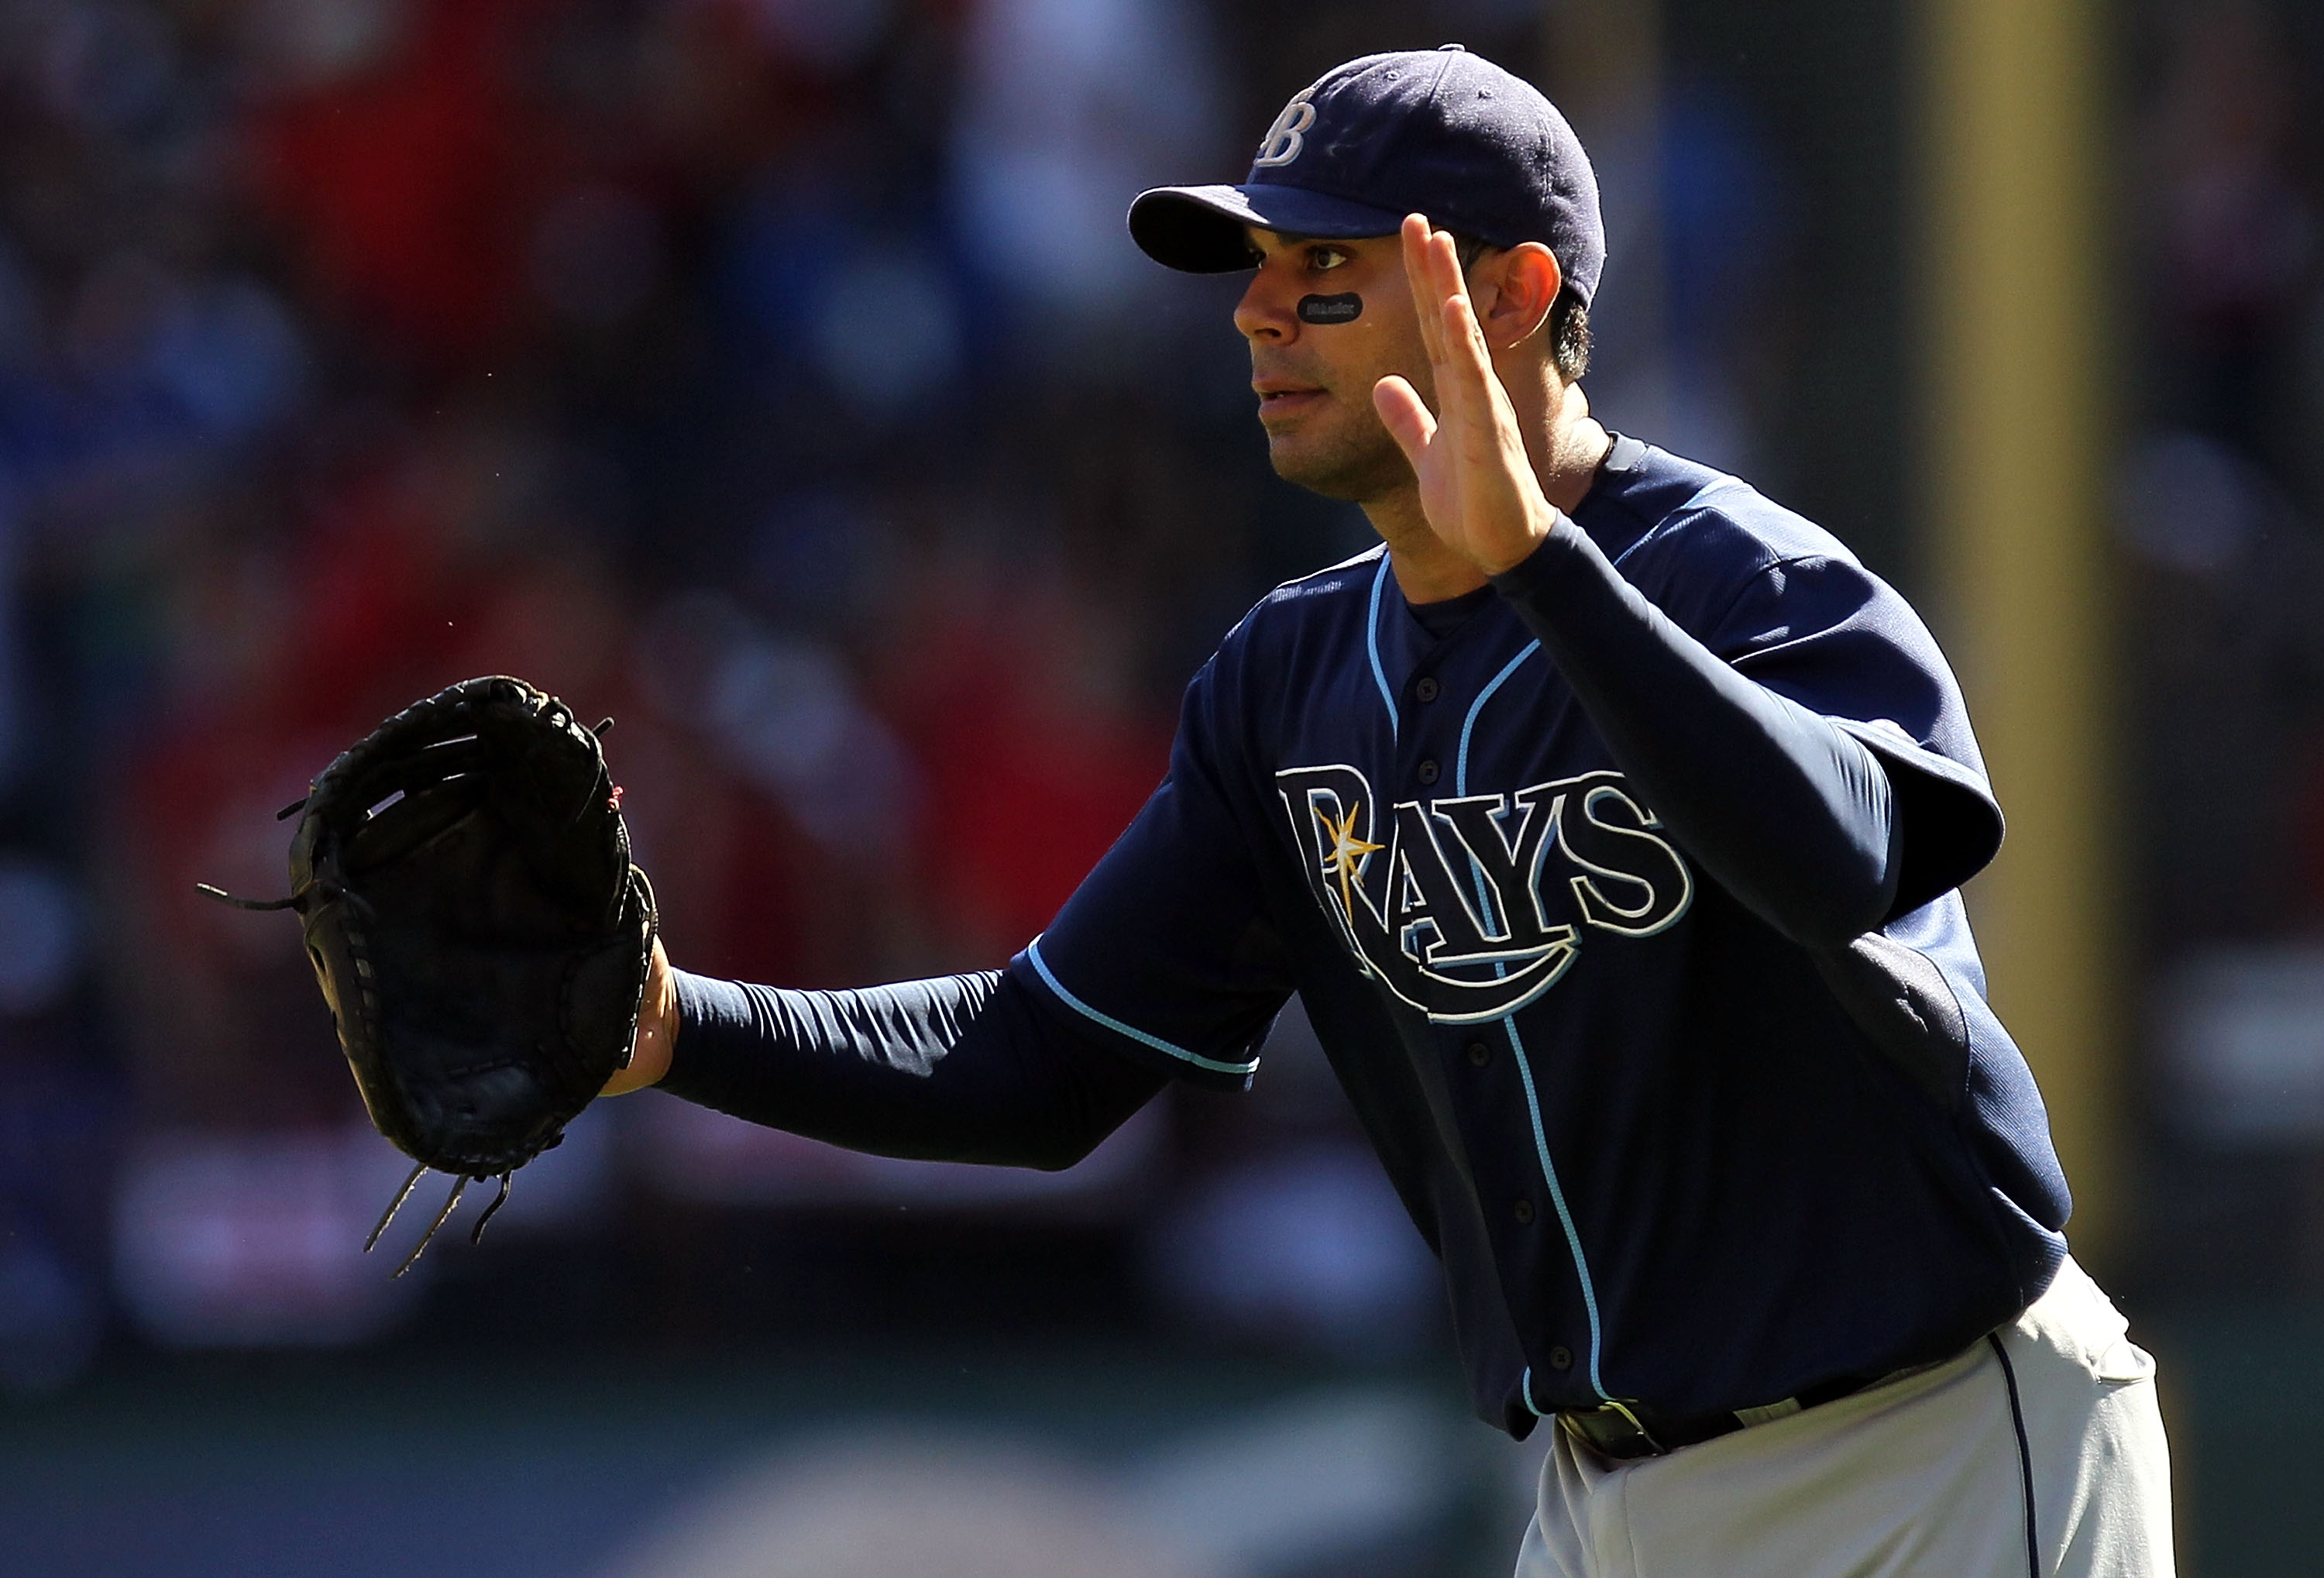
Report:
1566,433,1691,565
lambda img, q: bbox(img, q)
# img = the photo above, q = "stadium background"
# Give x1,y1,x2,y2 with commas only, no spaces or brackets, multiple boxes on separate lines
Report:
0,0,2318,1571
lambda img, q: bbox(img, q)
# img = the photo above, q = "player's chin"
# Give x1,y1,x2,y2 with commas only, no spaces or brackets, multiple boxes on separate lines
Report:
1265,424,1409,504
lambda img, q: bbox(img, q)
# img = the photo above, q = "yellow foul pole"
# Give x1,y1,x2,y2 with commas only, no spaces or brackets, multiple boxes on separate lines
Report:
1920,0,2118,1255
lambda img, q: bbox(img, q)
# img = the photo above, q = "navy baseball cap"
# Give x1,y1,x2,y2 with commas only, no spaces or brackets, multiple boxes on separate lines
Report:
1129,46,1605,307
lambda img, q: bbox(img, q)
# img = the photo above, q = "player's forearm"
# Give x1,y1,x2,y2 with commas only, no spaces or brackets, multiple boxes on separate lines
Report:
658,968,1165,1169
1491,524,1901,946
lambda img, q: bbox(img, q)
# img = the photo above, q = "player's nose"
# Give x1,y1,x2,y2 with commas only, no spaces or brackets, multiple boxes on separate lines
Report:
1232,271,1298,343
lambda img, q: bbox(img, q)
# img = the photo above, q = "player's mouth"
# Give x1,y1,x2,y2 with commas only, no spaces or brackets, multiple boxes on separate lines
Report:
1254,379,1327,420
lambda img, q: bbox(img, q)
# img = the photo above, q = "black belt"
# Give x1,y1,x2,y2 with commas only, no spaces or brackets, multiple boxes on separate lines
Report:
1557,1367,1895,1463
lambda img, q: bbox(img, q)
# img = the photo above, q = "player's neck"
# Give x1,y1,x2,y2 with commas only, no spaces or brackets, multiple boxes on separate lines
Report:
1367,381,1611,604
1514,372,1610,516
1368,498,1490,603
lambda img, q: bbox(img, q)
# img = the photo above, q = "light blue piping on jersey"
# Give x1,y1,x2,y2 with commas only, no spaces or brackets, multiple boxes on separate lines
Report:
1366,555,1399,737
1025,937,1260,1078
1459,641,1541,797
1453,648,1538,937
1452,643,1612,1408
1508,1016,1609,1404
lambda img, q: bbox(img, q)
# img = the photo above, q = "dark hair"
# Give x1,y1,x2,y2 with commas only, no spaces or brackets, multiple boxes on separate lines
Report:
1449,232,1593,384
1548,294,1592,384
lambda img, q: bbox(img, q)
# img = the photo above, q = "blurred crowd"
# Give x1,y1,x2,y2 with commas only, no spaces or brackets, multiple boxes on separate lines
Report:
4,5,2319,1575
34,0,2272,1396
2122,1,2324,1291
0,0,1573,1383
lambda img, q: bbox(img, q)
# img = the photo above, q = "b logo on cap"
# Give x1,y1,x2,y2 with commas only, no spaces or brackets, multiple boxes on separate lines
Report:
1254,94,1317,167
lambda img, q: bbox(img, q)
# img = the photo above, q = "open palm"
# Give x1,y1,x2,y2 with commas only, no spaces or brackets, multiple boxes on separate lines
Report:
1372,215,1558,576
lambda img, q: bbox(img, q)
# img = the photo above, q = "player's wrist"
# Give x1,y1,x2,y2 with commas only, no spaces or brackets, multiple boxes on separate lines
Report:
1474,501,1563,576
605,938,677,1095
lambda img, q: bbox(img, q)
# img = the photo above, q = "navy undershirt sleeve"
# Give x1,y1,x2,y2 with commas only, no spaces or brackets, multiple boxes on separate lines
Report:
658,967,1168,1170
1490,521,1903,947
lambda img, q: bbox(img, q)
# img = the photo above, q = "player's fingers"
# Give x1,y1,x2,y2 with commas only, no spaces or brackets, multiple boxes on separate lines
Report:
1373,374,1438,467
1425,220,1470,373
1428,225,1468,308
1439,289,1498,407
1424,227,1502,438
1400,215,1446,367
1425,226,1473,373
1425,229,1471,347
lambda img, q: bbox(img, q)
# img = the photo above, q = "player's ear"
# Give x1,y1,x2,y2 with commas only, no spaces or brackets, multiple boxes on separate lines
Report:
1473,242,1561,351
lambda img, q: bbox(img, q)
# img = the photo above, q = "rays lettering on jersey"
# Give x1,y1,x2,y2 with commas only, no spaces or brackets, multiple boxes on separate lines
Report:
1277,764,1693,1023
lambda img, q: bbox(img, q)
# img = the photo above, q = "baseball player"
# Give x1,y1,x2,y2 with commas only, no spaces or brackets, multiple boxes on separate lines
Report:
609,47,2173,1576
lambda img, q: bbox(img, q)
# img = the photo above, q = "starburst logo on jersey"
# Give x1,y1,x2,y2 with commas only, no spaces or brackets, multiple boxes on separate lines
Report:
1277,764,1693,1023
1313,802,1384,918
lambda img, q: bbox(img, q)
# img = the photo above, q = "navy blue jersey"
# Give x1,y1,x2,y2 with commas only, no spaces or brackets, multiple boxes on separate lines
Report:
1012,437,2071,1436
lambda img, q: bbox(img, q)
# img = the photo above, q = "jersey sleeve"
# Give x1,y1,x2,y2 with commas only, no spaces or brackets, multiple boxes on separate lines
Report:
1009,649,1297,1092
661,967,1166,1169
1703,552,2005,918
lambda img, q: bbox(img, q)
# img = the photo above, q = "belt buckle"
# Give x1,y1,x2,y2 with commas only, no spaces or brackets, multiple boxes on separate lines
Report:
1561,1398,1666,1460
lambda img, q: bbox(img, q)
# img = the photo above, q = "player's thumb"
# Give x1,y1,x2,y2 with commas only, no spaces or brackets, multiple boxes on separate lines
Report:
1373,376,1436,466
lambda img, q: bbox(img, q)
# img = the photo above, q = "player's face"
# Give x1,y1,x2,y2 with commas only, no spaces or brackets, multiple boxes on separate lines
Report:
1234,229,1432,504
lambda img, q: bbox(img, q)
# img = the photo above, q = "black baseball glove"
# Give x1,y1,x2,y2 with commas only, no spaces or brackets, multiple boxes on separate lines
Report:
202,676,655,1274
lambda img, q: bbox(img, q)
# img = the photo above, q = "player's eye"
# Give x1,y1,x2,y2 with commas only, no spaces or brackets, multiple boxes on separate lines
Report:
1308,246,1351,272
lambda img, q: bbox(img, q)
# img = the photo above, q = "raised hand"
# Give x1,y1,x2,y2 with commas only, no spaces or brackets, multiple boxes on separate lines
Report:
1371,214,1560,576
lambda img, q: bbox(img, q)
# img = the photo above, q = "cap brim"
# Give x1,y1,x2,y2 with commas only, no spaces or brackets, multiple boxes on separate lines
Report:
1128,184,1413,273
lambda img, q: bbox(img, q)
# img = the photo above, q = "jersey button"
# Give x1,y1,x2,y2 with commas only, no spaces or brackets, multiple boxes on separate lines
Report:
1415,676,1441,703
1465,1040,1493,1067
1513,1198,1535,1226
1417,758,1440,786
1549,1345,1573,1371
